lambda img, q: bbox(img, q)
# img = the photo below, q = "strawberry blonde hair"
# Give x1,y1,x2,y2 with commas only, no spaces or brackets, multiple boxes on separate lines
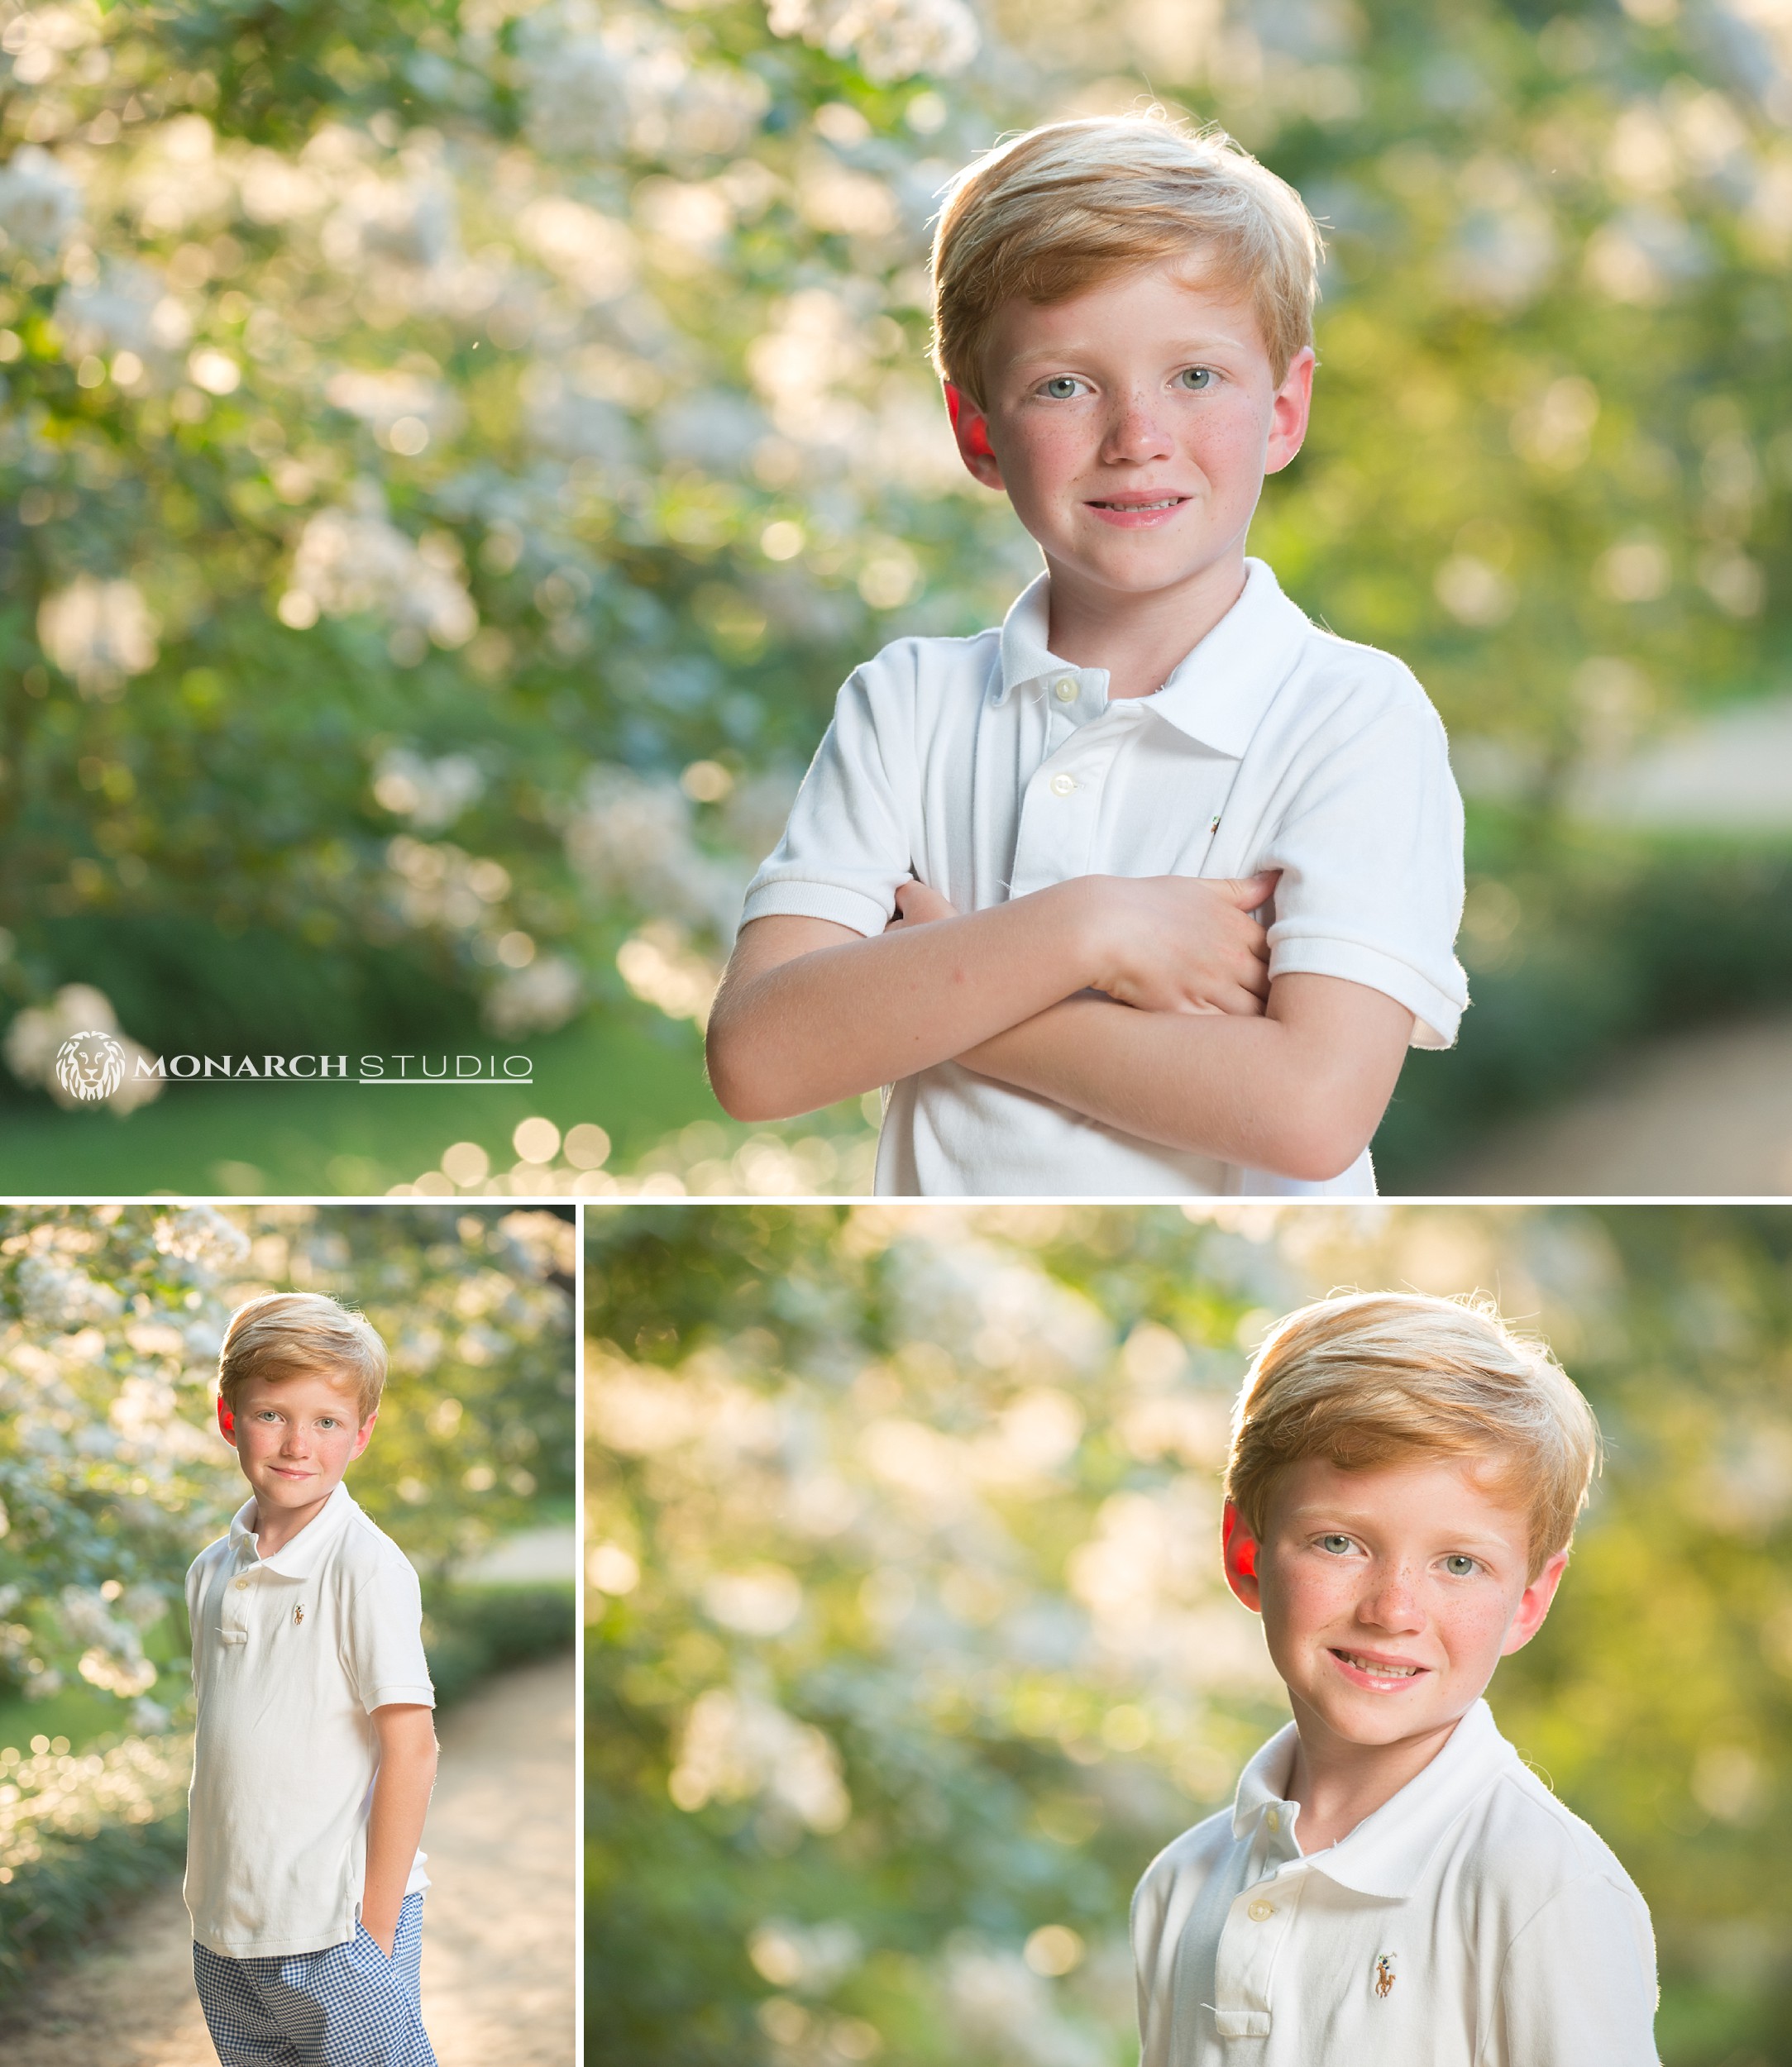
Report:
1223,1291,1602,1580
930,112,1323,406
219,1291,389,1423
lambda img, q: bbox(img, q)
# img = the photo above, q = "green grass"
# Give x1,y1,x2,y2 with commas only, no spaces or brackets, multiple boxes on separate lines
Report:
0,1001,710,1194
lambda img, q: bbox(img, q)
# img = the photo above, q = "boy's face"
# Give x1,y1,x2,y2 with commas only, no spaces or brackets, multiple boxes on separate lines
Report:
948,254,1314,608
1223,1454,1568,1759
217,1368,376,1523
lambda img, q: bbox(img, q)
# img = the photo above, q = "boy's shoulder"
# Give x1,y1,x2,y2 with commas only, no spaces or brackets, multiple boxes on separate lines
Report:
331,1494,424,1591
1278,604,1444,733
1132,1798,1237,1915
848,627,1001,699
1469,1754,1647,1911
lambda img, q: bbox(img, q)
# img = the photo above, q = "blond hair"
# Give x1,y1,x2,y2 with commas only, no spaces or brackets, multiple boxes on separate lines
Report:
219,1291,388,1424
930,113,1323,405
1223,1292,1601,1580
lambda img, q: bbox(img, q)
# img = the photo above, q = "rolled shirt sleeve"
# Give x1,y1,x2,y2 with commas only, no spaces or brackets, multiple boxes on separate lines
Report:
1260,685,1469,1049
1488,1873,1661,2067
739,659,915,939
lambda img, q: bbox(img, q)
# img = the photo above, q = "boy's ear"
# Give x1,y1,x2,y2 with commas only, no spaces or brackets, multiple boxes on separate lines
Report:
1221,1500,1263,1613
349,1408,379,1464
1500,1547,1570,1657
215,1396,237,1446
943,382,1003,489
1264,345,1316,478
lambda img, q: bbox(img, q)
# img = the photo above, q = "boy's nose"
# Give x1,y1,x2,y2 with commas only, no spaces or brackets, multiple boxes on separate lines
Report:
1101,393,1173,462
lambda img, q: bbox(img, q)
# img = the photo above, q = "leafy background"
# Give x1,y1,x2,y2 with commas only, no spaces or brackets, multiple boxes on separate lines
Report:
2,0,1790,1194
587,1202,1792,2067
0,1198,576,1994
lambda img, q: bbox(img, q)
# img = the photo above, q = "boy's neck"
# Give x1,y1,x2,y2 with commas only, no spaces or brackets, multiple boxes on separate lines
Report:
1283,1699,1471,1855
248,1483,341,1559
1041,546,1250,703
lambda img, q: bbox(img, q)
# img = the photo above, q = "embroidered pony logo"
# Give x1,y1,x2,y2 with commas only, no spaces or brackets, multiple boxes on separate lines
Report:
1374,1954,1396,1999
294,1605,305,1625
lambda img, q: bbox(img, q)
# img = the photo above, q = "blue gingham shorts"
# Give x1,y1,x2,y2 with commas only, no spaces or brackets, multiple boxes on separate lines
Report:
193,1893,437,2067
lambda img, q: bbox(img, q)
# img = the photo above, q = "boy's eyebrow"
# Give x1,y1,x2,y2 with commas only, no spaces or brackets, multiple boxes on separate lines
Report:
1278,1506,1525,1551
1001,329,1259,369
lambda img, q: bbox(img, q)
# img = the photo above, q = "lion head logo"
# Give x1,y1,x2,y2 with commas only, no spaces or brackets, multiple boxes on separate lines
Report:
54,1030,127,1103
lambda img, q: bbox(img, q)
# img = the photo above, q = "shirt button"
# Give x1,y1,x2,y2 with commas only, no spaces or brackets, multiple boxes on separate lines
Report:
1248,1899,1274,1922
1266,1809,1279,1834
234,1578,250,1590
1049,772,1077,797
1053,677,1078,702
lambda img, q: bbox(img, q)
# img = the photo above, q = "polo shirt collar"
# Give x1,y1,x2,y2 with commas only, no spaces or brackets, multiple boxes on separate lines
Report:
1231,1699,1518,1900
229,1479,357,1578
992,558,1312,758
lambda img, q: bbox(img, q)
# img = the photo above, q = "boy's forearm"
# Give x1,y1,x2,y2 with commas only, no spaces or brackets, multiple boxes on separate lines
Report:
956,975,1412,1180
707,885,1101,1120
361,1711,437,1950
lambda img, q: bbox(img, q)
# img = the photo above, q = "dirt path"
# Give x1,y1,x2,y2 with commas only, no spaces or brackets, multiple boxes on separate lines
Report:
1433,1014,1792,1196
0,1653,576,2066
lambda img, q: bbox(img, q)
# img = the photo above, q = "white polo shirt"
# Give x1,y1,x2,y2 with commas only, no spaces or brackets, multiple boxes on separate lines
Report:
740,558,1469,1196
184,1482,437,1958
1131,1699,1659,2067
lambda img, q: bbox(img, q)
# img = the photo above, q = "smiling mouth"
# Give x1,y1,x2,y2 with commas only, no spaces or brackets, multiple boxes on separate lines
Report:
1087,495,1187,511
1332,1649,1426,1680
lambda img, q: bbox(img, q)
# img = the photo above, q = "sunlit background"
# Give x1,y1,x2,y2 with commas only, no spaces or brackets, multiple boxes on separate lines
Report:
3,0,1791,1193
0,1200,576,2022
587,1202,1792,2067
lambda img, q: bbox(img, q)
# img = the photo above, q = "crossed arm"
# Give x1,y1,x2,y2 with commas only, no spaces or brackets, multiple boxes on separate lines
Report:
705,874,1414,1183
361,1702,437,1955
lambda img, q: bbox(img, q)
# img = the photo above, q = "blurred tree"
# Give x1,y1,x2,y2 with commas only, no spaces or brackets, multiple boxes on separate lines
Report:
2,0,1789,1171
586,1203,1792,2067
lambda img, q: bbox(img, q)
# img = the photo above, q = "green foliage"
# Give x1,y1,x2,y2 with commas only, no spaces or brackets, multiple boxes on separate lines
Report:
1378,827,1792,1183
3,0,1790,1178
587,1204,1792,2067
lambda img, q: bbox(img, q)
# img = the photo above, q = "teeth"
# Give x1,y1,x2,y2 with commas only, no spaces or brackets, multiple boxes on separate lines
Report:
1340,1653,1420,1678
1097,498,1180,511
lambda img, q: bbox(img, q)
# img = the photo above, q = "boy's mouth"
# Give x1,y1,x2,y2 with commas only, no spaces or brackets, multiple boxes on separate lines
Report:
1329,1648,1429,1687
1086,494,1188,512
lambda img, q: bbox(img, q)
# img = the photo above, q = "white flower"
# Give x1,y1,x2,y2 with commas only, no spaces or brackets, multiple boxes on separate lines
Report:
485,954,582,1035
764,0,978,82
55,260,192,372
2,984,163,1112
151,1205,250,1268
289,504,478,648
16,1255,125,1328
0,144,82,255
372,747,485,831
37,575,160,698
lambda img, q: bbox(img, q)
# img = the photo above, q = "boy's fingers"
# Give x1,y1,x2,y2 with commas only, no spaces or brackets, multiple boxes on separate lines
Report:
1222,870,1280,910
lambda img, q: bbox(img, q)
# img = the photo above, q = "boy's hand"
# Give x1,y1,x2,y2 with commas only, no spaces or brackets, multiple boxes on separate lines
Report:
886,879,958,928
1081,871,1277,1017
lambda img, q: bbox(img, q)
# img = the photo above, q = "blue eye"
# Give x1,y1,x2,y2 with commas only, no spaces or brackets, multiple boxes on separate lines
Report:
1444,1554,1478,1577
1178,366,1213,390
1319,1535,1354,1555
1042,376,1082,399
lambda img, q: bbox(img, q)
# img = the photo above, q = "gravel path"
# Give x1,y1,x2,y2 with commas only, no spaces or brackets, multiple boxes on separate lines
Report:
1434,1014,1792,1196
0,1652,576,2066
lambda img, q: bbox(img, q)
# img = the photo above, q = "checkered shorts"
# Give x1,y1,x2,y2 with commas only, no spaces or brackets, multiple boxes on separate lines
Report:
194,1893,437,2067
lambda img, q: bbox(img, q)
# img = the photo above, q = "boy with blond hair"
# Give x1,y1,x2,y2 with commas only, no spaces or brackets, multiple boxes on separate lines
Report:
1132,1291,1658,2065
185,1291,440,2067
708,116,1466,1196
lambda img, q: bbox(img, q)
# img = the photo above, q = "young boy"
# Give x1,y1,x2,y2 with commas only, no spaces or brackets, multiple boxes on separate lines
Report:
1132,1291,1658,2065
707,116,1467,1196
185,1291,440,2067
